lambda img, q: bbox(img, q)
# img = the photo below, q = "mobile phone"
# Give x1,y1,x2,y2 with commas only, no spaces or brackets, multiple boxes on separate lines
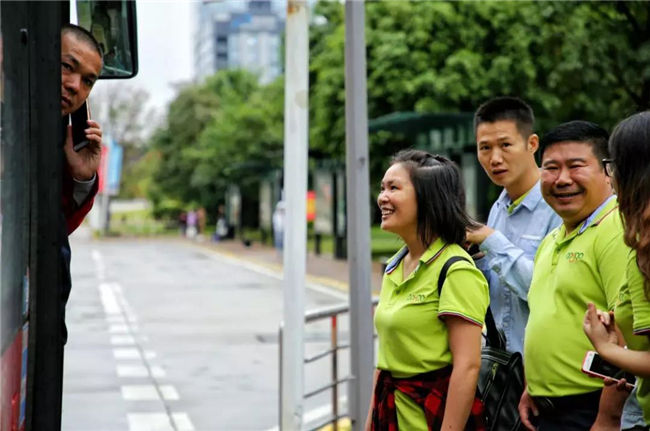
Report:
70,101,90,151
467,243,481,256
582,350,636,387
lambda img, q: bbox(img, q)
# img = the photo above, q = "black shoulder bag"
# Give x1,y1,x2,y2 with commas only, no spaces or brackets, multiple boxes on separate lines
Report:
438,256,525,431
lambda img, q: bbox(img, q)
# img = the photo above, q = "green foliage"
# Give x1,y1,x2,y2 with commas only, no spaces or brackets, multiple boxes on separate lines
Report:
146,1,650,225
310,0,650,159
147,69,282,218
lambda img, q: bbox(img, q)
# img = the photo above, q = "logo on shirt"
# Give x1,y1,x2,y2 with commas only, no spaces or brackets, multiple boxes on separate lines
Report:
407,293,426,303
566,251,584,263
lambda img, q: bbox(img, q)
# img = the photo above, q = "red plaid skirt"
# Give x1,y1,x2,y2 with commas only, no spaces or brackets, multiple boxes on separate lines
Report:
370,366,486,431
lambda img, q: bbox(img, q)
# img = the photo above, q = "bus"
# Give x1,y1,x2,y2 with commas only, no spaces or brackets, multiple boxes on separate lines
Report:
1,2,137,430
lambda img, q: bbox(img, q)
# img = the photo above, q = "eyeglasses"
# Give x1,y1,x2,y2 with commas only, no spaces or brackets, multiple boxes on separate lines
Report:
602,159,615,177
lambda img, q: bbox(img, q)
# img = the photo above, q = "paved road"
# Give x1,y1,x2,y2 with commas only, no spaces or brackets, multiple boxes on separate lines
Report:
62,234,350,431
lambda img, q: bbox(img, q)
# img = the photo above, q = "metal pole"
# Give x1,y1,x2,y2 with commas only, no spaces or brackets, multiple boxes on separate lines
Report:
344,1,374,429
331,316,339,431
281,1,309,429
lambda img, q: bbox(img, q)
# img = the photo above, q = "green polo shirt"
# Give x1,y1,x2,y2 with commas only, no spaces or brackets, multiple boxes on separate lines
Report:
615,251,650,423
524,198,628,397
375,238,489,429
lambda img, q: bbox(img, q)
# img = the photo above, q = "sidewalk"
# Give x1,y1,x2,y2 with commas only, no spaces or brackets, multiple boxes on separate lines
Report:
194,237,386,295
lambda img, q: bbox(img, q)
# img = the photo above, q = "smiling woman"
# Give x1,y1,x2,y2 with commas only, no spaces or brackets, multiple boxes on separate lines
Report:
368,149,489,430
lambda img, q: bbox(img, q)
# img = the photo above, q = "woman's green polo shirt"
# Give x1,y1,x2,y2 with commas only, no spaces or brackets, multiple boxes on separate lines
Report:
615,250,650,423
374,238,490,429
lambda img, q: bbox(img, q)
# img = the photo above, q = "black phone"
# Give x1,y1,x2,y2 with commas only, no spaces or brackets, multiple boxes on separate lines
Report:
467,243,481,257
70,101,90,151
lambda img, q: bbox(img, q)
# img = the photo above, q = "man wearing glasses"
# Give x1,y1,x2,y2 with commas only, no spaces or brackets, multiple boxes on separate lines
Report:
519,121,628,430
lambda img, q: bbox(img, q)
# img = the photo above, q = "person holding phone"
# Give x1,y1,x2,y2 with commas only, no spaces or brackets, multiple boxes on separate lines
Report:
583,111,650,429
366,150,489,430
58,24,103,343
519,121,630,430
60,23,103,232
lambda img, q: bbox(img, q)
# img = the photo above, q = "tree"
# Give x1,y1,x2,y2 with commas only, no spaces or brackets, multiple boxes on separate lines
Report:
147,69,281,219
90,83,157,198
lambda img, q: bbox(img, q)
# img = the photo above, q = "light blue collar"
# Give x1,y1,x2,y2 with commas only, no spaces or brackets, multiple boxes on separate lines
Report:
578,195,616,234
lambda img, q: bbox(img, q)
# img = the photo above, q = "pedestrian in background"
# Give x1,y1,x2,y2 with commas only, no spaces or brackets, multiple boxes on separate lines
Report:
272,200,285,251
186,209,197,239
584,111,650,429
367,149,489,430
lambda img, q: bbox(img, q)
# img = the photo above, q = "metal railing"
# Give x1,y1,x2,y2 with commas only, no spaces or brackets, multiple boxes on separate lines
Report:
279,298,379,431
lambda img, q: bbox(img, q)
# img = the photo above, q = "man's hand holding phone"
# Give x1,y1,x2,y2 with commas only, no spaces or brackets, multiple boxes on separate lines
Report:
65,102,102,181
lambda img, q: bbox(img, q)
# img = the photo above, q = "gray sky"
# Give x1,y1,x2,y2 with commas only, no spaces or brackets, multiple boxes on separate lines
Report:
95,1,195,116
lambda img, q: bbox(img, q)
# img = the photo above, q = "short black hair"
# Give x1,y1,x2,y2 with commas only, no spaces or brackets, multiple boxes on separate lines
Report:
62,23,104,60
391,149,477,247
539,120,609,165
474,96,535,138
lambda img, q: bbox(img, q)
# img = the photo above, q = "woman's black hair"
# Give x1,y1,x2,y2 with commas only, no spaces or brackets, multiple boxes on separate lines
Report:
609,111,650,299
391,149,477,247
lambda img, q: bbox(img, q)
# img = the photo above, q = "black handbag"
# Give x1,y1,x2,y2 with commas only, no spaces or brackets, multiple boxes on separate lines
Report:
438,256,526,431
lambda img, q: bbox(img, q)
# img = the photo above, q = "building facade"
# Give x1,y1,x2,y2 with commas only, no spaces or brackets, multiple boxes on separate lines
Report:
193,0,284,84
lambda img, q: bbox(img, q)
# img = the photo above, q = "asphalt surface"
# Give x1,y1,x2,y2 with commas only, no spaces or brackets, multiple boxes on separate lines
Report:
62,233,356,431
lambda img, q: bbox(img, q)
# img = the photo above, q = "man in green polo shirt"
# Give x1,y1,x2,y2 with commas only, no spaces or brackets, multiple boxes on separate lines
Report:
519,121,629,430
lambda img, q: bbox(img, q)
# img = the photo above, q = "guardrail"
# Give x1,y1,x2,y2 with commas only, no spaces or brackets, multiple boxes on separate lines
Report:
279,298,379,430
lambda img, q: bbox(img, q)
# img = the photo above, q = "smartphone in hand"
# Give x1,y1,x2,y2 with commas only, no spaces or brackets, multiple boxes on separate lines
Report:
70,101,90,152
582,350,636,388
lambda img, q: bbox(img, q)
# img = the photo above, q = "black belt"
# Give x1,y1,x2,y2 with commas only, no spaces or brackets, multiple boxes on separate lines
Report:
532,389,602,414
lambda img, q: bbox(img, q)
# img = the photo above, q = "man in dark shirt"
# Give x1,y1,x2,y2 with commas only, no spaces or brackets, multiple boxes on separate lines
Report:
59,24,103,342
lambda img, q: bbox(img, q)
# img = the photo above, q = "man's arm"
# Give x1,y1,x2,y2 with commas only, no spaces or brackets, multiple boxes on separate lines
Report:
62,119,102,234
467,224,536,301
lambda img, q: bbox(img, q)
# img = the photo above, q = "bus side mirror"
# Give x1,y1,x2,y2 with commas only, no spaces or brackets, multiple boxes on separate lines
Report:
75,0,139,79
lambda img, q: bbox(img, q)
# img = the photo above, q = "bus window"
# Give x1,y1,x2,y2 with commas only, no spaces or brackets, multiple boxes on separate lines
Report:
75,0,138,78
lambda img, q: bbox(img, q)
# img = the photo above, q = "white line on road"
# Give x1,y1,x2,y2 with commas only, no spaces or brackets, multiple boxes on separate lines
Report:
117,365,166,378
109,323,130,333
171,413,195,431
127,412,195,431
114,348,141,360
92,248,193,430
111,335,136,345
99,283,121,315
121,385,179,401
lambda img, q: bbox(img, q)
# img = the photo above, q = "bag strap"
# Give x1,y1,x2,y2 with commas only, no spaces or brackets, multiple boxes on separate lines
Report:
437,256,505,349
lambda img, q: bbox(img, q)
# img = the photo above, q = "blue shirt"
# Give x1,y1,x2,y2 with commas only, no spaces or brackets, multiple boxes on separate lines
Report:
475,180,562,353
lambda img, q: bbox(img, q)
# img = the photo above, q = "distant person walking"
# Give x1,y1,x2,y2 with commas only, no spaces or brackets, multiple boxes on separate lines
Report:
272,200,285,250
367,150,488,430
186,209,197,239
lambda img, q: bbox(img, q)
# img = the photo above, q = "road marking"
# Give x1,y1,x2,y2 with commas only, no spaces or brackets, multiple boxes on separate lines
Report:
127,413,195,431
122,385,161,401
91,249,193,431
121,385,179,401
99,283,121,315
114,348,141,360
171,413,195,431
159,385,179,401
106,315,127,324
117,365,166,378
111,335,136,345
109,323,129,333
127,413,172,431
